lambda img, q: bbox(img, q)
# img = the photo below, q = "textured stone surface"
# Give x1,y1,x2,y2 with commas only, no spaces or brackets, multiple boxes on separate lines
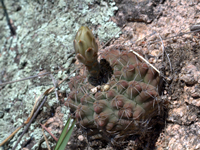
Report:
1,0,200,149
113,0,165,26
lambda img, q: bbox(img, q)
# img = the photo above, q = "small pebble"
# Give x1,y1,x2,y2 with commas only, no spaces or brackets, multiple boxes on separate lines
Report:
151,50,160,56
103,84,110,91
78,135,84,141
164,90,167,95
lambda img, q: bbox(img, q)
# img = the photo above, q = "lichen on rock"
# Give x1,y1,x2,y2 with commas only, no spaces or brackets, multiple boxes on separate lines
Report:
0,0,120,149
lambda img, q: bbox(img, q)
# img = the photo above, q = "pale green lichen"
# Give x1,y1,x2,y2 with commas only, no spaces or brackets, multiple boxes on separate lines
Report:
0,0,120,149
60,105,70,125
47,97,58,107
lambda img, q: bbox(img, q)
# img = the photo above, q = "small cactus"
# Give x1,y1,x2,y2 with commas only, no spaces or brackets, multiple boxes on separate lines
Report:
62,26,164,145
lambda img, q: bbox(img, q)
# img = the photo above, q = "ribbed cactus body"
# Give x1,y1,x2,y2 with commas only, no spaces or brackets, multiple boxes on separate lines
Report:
64,26,163,143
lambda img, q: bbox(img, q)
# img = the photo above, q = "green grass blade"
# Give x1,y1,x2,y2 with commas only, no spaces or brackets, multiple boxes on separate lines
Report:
55,117,76,150
55,117,71,150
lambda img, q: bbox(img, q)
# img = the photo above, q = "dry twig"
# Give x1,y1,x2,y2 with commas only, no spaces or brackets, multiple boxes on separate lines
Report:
40,123,58,142
42,128,51,150
158,34,172,73
12,96,48,150
129,49,160,74
0,72,51,86
0,73,70,147
50,74,59,102
0,125,23,147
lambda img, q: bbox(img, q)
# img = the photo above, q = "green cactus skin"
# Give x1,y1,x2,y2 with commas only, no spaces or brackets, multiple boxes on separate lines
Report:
73,26,113,86
62,26,164,144
74,26,99,76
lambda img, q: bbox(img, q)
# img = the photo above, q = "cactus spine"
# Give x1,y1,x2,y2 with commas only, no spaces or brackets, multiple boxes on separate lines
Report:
62,26,164,144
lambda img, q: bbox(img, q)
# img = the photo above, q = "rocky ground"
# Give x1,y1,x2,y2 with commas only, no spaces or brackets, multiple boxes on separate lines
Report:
0,0,200,149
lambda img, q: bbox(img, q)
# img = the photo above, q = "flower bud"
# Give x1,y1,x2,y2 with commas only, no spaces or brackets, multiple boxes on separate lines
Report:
73,26,100,80
74,26,98,61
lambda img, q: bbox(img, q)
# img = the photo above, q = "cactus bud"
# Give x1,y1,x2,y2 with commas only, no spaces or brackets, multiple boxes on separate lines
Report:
74,26,100,80
74,26,98,65
74,26,113,86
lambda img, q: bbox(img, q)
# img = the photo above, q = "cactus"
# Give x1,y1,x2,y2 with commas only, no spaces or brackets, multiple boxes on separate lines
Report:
62,26,164,144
